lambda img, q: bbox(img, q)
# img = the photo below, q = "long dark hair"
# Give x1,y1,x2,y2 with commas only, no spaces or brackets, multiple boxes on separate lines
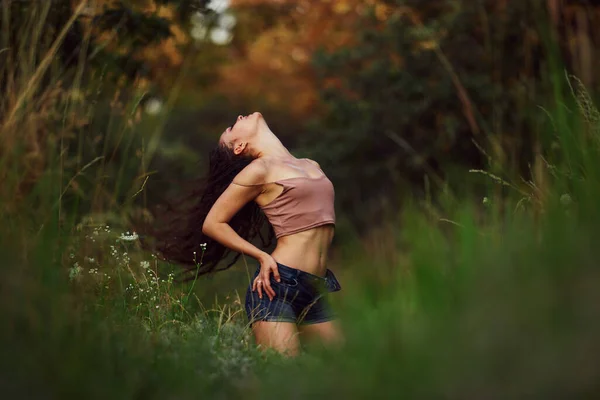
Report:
143,145,274,281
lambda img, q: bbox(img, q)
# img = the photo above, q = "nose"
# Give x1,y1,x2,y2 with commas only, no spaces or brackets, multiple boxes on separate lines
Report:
237,115,243,121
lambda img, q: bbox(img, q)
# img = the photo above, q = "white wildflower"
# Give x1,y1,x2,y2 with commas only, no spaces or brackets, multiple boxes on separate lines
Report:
119,232,139,241
140,261,150,269
145,98,163,116
560,193,572,206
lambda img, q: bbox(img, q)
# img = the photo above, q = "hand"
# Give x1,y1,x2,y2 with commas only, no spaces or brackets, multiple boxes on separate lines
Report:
252,253,280,301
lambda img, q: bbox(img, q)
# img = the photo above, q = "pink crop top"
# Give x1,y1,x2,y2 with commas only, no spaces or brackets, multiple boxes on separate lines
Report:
259,173,336,239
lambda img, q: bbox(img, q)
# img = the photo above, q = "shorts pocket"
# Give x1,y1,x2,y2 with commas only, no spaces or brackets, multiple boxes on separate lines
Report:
270,275,299,288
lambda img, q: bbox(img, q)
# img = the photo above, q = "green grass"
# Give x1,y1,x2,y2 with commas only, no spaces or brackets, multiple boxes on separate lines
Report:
3,4,600,399
3,98,600,398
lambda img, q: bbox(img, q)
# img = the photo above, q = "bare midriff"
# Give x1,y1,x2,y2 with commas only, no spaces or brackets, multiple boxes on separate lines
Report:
270,224,335,277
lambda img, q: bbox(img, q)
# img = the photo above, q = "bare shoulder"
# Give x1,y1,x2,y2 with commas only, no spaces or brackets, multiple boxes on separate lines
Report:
303,158,321,169
232,159,269,186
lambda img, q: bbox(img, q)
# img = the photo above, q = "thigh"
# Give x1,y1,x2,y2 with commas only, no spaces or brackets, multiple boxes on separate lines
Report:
298,320,343,346
252,321,300,356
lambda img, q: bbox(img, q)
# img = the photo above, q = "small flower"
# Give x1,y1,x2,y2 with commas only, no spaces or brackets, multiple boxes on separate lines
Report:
119,232,139,241
560,193,572,206
140,261,150,269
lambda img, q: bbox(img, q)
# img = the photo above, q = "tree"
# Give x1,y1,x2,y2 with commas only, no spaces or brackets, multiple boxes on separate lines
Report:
302,0,560,227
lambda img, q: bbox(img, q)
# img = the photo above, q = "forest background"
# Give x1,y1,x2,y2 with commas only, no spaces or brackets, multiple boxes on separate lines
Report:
2,0,600,397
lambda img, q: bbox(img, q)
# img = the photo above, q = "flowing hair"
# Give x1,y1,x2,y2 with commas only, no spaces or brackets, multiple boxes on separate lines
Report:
142,145,274,281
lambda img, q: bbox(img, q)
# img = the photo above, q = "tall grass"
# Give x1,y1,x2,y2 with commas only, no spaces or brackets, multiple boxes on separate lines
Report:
2,2,600,399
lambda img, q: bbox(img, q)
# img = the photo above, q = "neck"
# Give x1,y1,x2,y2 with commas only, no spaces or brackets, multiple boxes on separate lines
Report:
251,125,291,159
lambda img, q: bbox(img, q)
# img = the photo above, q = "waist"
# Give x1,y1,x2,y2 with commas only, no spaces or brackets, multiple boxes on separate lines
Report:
259,262,342,292
270,219,335,239
271,225,334,275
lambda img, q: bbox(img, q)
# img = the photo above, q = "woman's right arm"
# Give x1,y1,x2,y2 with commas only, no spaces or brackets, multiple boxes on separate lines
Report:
201,160,280,300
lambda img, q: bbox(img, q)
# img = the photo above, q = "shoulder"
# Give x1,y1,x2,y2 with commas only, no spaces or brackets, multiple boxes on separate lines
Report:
303,158,321,169
232,159,269,186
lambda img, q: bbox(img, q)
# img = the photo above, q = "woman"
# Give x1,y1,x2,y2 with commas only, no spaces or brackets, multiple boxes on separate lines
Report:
152,112,341,356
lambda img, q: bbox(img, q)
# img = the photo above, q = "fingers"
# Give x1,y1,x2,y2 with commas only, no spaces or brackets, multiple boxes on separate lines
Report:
253,276,271,300
262,276,275,301
257,280,263,299
253,256,280,301
272,264,281,283
252,276,264,299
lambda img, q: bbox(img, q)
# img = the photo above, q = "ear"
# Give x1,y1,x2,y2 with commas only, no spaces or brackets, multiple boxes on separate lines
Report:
233,141,247,155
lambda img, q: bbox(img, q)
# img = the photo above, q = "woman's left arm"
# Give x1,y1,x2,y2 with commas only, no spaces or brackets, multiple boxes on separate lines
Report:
202,183,268,261
202,160,281,300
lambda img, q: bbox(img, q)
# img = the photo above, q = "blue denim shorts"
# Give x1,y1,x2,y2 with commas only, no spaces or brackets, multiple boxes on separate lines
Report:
245,262,342,325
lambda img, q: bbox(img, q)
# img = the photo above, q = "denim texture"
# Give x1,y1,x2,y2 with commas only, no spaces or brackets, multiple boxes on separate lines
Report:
245,262,341,325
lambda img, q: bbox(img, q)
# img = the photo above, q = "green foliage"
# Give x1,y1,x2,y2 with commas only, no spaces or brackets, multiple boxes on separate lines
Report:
305,0,554,227
1,0,209,83
0,0,215,222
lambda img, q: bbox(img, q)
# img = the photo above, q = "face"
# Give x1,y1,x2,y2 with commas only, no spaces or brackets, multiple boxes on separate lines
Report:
219,112,263,155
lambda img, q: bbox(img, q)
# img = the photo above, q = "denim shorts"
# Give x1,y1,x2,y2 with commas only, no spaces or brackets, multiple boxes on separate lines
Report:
245,262,342,325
